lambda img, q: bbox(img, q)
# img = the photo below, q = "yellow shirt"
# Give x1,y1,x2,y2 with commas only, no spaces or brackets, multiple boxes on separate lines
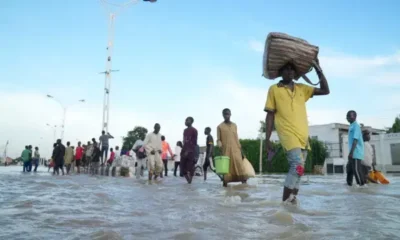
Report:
264,83,314,151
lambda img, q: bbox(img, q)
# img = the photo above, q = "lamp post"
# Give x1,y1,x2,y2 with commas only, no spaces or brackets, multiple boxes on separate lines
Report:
46,124,58,142
99,0,156,133
258,133,264,175
46,95,85,141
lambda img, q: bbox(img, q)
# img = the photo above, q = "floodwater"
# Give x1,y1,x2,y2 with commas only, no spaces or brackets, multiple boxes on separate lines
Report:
1,166,399,240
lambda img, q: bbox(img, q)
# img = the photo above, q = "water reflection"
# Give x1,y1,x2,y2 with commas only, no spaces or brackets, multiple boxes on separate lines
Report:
0,166,399,240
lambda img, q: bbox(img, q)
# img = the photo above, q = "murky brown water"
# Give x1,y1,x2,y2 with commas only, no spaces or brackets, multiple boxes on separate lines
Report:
1,166,399,240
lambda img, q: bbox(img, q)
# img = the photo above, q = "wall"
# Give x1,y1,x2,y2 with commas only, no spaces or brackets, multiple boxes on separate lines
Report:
342,133,400,172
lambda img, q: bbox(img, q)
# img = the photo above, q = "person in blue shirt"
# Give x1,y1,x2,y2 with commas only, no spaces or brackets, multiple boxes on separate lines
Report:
346,110,365,186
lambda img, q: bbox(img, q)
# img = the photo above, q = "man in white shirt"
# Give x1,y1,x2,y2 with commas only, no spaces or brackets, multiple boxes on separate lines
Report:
143,123,163,181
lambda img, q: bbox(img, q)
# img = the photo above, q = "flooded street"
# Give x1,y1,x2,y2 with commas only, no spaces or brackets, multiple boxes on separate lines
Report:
1,166,399,240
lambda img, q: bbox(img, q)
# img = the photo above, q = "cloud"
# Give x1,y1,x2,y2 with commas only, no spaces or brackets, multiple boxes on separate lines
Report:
1,65,397,159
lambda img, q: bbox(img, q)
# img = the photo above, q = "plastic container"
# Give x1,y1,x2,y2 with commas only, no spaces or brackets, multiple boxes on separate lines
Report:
214,156,230,174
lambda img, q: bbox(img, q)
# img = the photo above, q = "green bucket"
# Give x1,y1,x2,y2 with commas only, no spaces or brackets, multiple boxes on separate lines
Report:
214,156,230,174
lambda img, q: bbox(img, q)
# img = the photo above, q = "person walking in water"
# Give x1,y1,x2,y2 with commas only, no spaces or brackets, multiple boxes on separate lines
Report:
33,147,40,172
133,137,147,179
27,145,33,172
54,139,66,175
264,59,330,204
181,117,198,184
49,143,57,173
143,123,163,181
161,136,174,177
90,142,101,175
64,141,74,174
21,146,30,172
99,131,114,166
173,141,183,177
203,127,214,181
75,141,83,174
217,109,247,187
346,110,365,186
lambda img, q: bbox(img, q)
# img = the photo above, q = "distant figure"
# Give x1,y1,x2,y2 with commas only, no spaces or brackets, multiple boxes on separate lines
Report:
107,148,115,166
21,146,30,172
54,139,66,176
49,143,57,173
203,127,214,181
143,123,163,181
90,142,101,175
173,141,183,177
181,117,198,184
161,136,174,177
33,147,40,172
346,110,365,187
64,142,74,174
133,138,146,179
362,130,377,184
27,145,33,172
217,109,247,187
75,142,83,174
99,131,114,165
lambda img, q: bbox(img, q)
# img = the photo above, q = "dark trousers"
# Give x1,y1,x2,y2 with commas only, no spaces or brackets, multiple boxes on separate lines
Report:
162,159,168,176
26,160,32,172
33,158,39,172
23,161,30,172
101,146,109,164
346,158,365,186
174,162,180,176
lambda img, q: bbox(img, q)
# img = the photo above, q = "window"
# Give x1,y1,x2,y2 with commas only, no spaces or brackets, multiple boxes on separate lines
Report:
390,143,400,165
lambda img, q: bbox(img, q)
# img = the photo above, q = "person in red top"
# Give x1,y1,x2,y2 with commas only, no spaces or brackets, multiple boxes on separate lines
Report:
107,148,115,166
75,141,84,174
161,136,174,177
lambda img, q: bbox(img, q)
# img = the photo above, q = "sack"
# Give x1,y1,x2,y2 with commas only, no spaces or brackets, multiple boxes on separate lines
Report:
136,146,147,159
243,158,256,178
262,32,319,80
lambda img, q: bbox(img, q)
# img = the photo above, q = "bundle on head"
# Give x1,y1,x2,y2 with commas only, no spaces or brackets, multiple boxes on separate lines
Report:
262,32,319,80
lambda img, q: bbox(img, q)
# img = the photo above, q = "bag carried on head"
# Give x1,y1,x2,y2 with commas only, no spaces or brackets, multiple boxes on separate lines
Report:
262,32,319,83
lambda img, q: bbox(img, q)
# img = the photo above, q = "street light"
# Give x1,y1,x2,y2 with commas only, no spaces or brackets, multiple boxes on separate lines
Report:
46,124,57,142
46,95,85,141
99,0,156,133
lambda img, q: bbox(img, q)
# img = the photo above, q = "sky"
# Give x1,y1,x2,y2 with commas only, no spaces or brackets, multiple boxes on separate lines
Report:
1,0,400,158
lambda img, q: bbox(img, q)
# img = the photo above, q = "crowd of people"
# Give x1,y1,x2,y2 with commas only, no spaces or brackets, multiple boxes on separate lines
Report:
19,57,384,205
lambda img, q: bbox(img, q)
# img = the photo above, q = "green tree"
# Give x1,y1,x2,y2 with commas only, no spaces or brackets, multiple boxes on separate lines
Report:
122,126,148,150
386,116,400,133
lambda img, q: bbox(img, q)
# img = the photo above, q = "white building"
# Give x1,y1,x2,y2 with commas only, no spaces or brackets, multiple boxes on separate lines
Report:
270,123,389,173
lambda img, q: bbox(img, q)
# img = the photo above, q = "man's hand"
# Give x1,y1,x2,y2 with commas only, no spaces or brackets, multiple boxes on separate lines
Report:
313,57,323,72
348,152,353,161
265,140,273,153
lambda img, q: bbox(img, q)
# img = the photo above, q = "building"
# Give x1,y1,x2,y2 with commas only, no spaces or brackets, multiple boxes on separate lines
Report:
270,123,386,173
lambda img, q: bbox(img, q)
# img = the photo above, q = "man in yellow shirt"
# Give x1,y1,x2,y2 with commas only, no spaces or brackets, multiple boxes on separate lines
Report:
264,59,330,205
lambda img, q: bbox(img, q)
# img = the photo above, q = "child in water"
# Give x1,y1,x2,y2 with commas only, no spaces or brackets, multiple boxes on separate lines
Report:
362,130,378,184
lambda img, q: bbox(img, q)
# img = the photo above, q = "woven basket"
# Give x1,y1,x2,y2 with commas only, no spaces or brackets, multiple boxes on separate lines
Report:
262,32,319,80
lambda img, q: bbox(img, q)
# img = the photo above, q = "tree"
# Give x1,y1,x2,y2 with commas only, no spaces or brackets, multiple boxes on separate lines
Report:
122,126,148,150
387,116,400,133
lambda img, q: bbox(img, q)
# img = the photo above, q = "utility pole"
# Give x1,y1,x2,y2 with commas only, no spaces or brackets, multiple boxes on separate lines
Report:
99,0,156,132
